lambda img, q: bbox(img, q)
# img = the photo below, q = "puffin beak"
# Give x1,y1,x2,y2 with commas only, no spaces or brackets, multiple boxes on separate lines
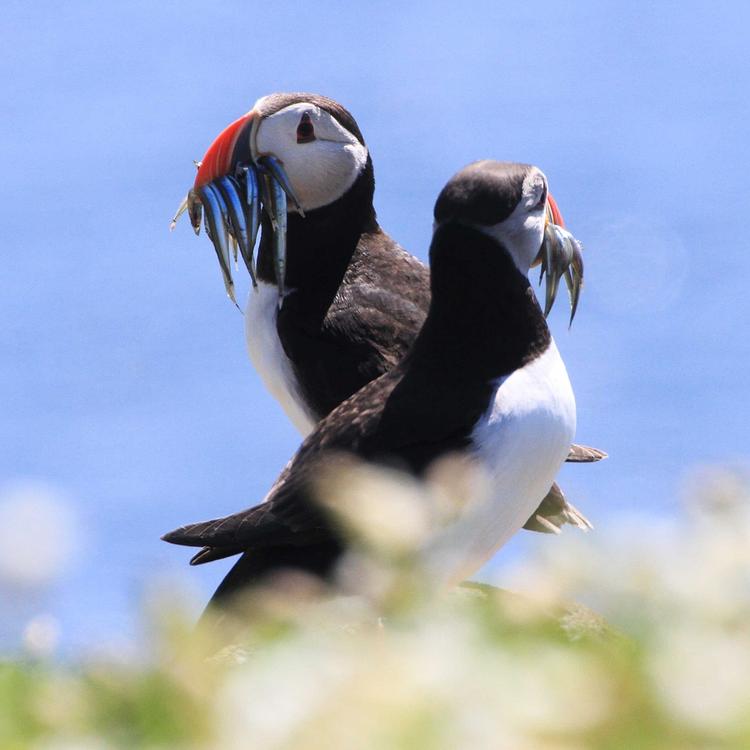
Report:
533,193,585,325
170,108,304,308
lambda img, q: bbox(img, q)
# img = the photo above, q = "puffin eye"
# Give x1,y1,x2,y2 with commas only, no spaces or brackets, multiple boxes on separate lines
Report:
533,185,548,210
296,113,316,144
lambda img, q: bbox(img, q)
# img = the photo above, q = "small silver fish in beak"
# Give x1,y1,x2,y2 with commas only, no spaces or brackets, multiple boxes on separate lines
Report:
198,183,237,307
170,108,299,306
169,195,188,231
257,154,305,217
171,159,297,305
257,163,288,307
242,165,261,275
215,175,258,288
169,162,204,232
534,196,585,326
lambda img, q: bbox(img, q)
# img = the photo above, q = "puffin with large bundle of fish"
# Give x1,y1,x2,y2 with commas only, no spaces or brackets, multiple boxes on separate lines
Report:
171,92,604,535
165,160,581,605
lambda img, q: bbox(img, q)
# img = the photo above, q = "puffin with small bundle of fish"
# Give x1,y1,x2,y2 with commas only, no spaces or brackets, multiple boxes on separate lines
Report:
170,92,605,539
165,160,581,605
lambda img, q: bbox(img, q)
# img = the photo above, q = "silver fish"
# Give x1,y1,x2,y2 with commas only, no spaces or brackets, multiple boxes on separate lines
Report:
241,165,261,277
216,175,257,288
542,222,561,317
268,176,288,306
198,184,237,306
256,167,288,305
537,206,585,323
187,188,202,236
169,195,188,232
257,154,305,216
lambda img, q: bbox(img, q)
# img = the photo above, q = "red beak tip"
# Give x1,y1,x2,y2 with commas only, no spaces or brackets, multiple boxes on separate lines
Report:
547,193,566,228
193,112,254,189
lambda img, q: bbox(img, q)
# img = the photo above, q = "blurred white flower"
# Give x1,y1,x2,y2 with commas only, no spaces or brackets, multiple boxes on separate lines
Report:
649,623,750,731
314,455,436,558
0,479,79,588
6,462,750,748
214,636,351,749
23,613,60,657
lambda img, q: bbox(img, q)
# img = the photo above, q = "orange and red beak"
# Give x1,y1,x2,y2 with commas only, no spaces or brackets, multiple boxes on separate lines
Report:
170,107,304,308
546,193,565,228
190,106,303,221
193,110,257,190
166,109,261,303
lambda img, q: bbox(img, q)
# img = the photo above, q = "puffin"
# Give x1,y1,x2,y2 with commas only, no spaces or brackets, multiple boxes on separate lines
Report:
164,160,578,602
174,92,603,534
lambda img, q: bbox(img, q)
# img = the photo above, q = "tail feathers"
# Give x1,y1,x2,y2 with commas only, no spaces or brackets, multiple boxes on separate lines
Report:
523,482,593,535
161,504,288,554
161,520,228,547
161,514,257,548
189,545,245,566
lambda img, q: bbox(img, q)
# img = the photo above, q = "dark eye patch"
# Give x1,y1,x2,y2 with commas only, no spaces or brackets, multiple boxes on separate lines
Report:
434,161,530,226
296,113,316,144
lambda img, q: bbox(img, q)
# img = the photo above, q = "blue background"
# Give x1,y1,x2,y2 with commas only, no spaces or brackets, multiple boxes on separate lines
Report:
2,0,748,653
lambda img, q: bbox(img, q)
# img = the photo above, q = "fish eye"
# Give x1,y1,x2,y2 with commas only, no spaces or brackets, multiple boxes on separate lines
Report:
296,113,316,144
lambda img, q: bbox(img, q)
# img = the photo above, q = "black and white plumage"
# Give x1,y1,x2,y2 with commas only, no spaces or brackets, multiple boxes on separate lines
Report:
164,160,577,603
185,92,602,532
241,93,430,432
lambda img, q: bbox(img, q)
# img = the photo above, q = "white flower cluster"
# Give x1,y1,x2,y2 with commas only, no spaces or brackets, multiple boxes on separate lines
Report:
3,463,750,749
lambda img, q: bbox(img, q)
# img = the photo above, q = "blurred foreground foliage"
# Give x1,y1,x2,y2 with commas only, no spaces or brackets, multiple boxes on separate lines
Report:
2,463,750,749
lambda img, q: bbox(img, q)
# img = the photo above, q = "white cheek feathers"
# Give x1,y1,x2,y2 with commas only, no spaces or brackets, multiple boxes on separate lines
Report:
521,169,547,210
252,103,368,213
483,169,547,273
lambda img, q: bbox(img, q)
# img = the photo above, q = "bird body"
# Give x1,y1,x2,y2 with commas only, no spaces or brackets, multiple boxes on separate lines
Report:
245,279,316,434
246,224,429,435
167,95,603,608
184,93,573,439
431,340,575,583
165,162,578,600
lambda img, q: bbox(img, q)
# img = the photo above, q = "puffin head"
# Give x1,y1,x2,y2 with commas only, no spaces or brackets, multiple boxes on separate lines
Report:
433,160,584,322
435,161,549,272
194,92,370,214
171,93,373,305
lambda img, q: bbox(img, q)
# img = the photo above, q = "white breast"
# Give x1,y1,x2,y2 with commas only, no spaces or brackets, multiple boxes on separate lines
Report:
245,282,318,436
422,340,576,584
